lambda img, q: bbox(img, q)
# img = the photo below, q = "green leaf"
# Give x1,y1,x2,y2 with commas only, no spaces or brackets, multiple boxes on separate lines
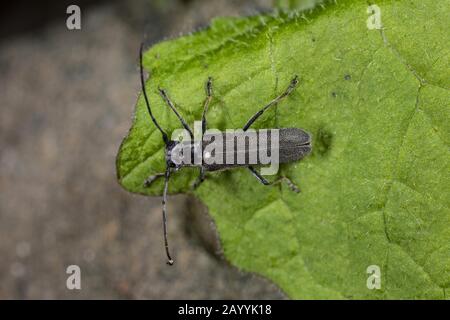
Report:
274,0,324,11
116,0,450,299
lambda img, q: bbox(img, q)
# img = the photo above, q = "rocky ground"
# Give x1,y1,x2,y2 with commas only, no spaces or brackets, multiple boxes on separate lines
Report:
0,0,286,299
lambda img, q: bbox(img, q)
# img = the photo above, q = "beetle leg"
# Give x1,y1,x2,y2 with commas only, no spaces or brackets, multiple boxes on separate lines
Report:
143,172,165,187
159,88,194,139
192,78,212,191
242,75,300,131
275,176,301,193
248,166,270,185
247,166,300,193
202,77,213,135
192,167,205,189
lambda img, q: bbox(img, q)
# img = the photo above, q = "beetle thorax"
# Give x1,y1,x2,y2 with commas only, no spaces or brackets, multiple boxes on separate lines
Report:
166,140,201,168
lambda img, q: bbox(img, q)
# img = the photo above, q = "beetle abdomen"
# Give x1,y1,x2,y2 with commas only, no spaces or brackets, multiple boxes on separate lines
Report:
278,128,312,163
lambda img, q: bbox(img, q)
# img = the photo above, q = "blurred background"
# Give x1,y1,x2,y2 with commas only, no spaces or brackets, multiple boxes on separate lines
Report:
0,0,291,299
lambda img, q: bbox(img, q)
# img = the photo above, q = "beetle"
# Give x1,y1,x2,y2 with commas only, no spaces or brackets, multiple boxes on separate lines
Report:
138,44,312,265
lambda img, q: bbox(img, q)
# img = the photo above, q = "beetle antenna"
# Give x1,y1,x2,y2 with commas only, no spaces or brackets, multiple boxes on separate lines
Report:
139,43,169,145
162,168,174,265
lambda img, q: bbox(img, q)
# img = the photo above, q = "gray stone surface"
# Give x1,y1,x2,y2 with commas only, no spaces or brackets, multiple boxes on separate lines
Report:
0,0,286,299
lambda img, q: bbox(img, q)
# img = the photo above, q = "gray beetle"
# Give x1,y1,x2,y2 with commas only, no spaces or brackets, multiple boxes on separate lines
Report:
138,44,312,265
